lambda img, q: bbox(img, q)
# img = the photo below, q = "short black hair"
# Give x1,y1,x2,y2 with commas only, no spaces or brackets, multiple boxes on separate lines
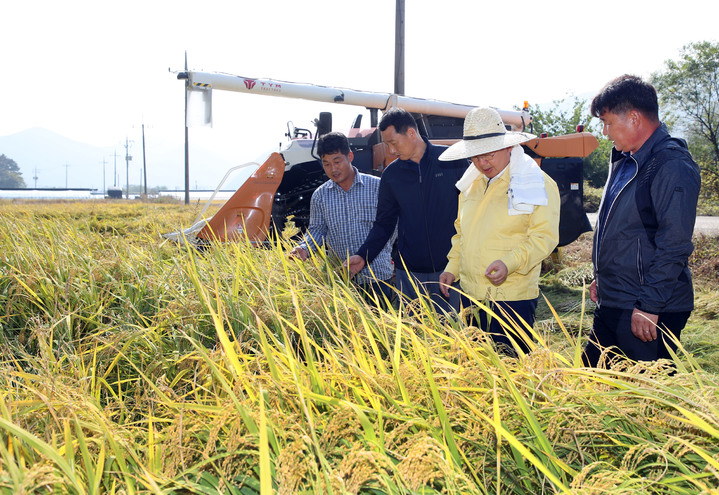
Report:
590,74,659,121
317,131,351,157
378,107,418,134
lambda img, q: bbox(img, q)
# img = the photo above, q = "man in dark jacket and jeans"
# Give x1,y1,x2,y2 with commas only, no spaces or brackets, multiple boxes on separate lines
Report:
583,74,701,367
344,107,468,312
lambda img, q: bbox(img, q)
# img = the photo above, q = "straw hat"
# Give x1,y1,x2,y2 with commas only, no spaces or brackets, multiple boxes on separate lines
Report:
439,107,535,161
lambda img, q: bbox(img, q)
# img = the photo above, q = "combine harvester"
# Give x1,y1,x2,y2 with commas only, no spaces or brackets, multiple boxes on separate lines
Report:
163,70,598,247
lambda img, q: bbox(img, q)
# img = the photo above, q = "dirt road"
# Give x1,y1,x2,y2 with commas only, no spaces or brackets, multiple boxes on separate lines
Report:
585,213,719,235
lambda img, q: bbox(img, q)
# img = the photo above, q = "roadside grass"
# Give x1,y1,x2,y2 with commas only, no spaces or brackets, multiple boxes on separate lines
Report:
0,201,717,493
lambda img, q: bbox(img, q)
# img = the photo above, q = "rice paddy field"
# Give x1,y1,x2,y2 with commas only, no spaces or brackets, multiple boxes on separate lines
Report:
1,200,718,494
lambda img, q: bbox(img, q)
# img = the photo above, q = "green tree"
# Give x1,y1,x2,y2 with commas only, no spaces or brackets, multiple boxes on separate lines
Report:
525,96,612,188
0,154,26,188
652,41,719,199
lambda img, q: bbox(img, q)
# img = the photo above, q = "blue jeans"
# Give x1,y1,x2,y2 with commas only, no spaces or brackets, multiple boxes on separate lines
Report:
394,268,460,314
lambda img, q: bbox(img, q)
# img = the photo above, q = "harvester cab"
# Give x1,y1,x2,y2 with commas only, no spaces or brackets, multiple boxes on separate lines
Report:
163,71,598,248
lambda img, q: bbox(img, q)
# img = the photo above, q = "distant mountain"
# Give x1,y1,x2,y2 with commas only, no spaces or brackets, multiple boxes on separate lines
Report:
0,128,109,189
0,128,236,190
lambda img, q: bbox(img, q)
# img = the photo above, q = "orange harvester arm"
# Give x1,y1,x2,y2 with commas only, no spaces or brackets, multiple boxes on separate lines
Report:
523,132,599,158
432,132,599,159
197,152,286,243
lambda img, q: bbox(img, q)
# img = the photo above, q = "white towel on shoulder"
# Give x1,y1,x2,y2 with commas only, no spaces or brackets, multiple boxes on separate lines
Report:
455,162,482,195
508,146,547,215
454,145,547,215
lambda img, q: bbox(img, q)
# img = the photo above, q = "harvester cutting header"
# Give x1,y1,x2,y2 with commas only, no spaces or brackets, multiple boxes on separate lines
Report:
164,70,598,248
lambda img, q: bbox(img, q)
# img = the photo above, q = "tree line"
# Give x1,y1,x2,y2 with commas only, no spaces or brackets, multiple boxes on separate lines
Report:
526,40,719,207
0,155,26,188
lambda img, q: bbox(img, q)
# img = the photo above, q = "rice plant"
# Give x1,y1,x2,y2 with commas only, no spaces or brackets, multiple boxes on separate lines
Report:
1,201,718,494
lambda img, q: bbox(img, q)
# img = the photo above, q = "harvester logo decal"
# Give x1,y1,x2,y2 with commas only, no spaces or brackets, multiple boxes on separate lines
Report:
259,82,282,93
244,79,281,93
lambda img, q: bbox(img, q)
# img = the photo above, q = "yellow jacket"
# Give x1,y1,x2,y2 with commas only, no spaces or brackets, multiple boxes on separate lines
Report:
444,159,560,301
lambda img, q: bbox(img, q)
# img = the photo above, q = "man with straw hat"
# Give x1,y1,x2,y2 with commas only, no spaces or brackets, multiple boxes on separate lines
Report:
438,107,560,356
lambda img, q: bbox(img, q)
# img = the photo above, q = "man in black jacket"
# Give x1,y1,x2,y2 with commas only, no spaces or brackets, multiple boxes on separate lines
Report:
583,75,701,367
344,107,468,312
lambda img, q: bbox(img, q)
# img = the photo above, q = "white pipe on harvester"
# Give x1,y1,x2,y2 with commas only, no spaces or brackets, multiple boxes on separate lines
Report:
183,71,531,130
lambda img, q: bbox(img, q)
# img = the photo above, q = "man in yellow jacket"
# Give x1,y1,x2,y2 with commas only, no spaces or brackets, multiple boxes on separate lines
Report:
439,107,560,356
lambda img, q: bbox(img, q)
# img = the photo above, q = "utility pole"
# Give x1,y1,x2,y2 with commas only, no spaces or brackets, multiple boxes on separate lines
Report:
184,51,190,205
394,0,405,96
111,149,120,187
141,123,148,197
124,137,133,199
33,167,39,188
64,162,70,189
102,158,107,196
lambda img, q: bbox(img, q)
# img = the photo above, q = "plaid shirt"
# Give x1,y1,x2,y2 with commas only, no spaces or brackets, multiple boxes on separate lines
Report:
298,168,394,284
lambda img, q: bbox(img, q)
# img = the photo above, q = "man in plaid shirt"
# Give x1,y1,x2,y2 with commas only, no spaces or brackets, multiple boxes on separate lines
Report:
289,132,394,306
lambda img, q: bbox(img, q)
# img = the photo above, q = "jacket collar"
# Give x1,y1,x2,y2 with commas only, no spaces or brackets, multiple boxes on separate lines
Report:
610,123,676,167
394,137,436,168
631,123,671,167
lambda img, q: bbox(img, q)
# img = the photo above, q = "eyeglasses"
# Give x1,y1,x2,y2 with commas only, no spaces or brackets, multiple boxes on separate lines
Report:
472,151,496,161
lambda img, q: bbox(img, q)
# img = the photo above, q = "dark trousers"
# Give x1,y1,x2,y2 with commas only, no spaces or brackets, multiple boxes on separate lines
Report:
357,278,395,310
582,306,691,367
462,297,538,356
394,268,460,314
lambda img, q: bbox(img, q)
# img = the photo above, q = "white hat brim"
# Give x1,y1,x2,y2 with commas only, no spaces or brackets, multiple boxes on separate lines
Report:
439,131,535,161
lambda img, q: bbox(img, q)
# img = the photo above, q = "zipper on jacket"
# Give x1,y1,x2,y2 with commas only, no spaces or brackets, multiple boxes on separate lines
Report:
417,161,436,271
595,155,639,267
594,155,639,306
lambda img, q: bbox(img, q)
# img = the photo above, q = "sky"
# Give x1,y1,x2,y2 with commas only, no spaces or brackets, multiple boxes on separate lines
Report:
1,0,718,190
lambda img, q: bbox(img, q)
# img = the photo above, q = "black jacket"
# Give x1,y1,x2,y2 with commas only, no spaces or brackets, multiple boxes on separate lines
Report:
356,139,468,273
593,124,701,313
